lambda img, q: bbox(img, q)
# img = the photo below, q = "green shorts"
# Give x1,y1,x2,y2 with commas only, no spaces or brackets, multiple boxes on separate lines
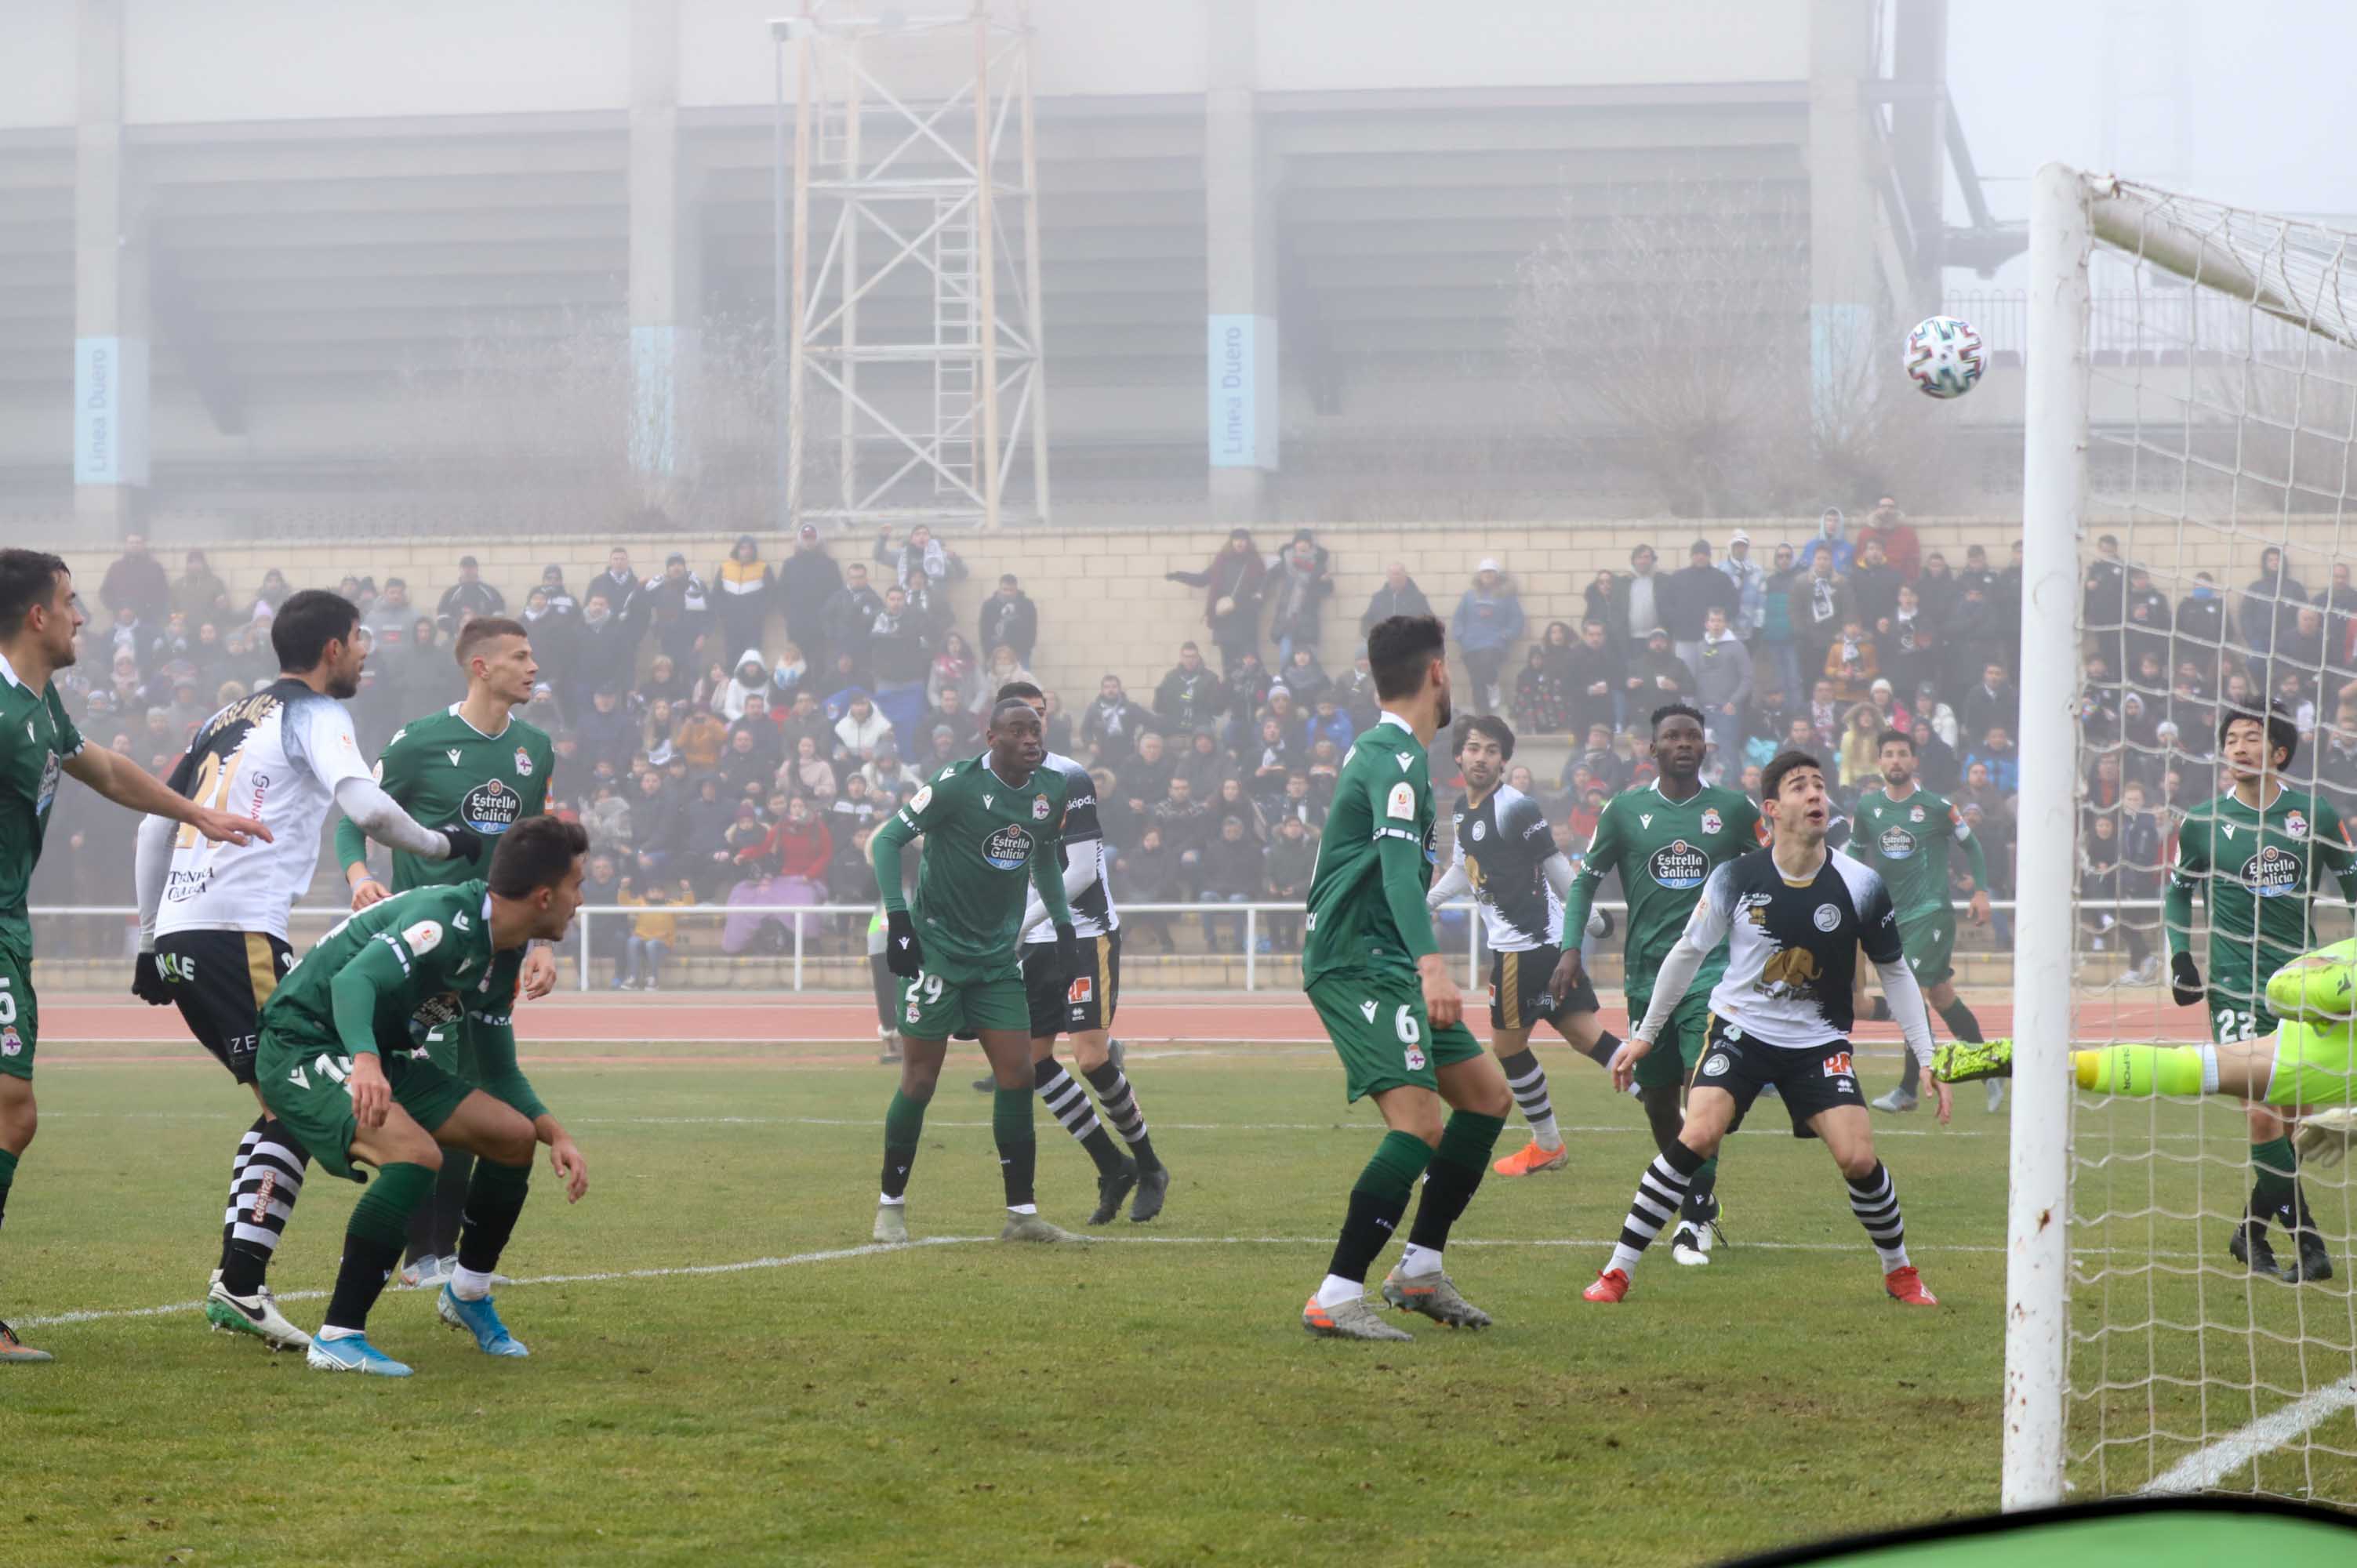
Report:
1306,968,1484,1103
1624,983,1713,1091
1898,909,1958,990
0,942,34,1082
2209,991,2279,1048
898,967,1030,1041
2268,1020,2357,1109
256,1029,479,1181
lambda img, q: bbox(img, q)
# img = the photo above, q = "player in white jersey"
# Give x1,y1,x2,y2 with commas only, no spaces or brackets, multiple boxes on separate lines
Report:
1000,682,1170,1223
1422,716,1621,1180
129,591,484,1349
1583,749,1947,1306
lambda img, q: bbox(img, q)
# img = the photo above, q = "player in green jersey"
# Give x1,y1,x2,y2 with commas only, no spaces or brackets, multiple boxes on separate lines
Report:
259,815,591,1377
0,550,268,1363
867,698,1085,1244
1561,703,1763,1267
336,616,559,1290
1847,729,1998,1116
1299,615,1514,1342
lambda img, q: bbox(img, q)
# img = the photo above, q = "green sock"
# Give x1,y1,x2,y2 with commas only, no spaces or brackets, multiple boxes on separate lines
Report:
1433,1111,1507,1173
0,1145,16,1232
881,1090,929,1202
347,1161,436,1250
2252,1136,2298,1214
992,1087,1038,1210
1356,1129,1436,1203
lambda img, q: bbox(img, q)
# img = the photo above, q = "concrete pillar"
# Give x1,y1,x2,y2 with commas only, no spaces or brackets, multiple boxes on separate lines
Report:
74,0,150,539
1807,0,1879,441
629,0,701,503
1204,0,1277,524
1890,0,1949,318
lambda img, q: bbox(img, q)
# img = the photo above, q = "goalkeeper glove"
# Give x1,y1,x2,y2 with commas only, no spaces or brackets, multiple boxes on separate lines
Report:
1055,921,1081,985
438,823,488,865
131,951,174,1007
884,909,924,978
2170,950,2204,1008
2295,1108,2357,1171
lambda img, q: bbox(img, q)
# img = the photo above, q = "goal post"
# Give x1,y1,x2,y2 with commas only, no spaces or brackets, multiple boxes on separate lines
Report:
2008,164,2357,1509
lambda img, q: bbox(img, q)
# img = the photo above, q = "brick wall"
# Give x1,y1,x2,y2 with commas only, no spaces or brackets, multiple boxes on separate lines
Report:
45,517,2332,707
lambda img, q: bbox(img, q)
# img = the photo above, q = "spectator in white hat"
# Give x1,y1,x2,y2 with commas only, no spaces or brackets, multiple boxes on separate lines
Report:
1720,528,1767,642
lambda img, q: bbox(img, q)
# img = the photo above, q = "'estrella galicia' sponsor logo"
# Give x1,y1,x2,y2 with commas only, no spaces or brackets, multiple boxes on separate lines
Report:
410,992,465,1034
980,823,1037,870
462,779,525,833
2241,843,2305,897
1878,826,1918,859
1647,839,1707,889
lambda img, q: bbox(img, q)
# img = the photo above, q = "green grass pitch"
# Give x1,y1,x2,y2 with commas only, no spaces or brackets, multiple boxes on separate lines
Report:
2,1041,2349,1566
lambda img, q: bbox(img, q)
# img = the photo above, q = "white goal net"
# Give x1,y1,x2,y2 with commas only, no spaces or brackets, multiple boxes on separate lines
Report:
2010,165,2357,1508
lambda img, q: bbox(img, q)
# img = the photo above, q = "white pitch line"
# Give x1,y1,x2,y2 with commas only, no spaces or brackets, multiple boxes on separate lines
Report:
16,1233,2025,1333
2141,1381,2357,1495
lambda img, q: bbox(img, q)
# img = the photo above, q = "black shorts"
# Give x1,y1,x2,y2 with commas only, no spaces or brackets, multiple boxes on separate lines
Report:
153,929,293,1086
1487,944,1600,1033
1689,1016,1866,1139
1022,929,1121,1039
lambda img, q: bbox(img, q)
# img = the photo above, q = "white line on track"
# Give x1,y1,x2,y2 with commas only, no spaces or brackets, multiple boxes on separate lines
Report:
20,1233,2027,1332
2140,1380,2357,1494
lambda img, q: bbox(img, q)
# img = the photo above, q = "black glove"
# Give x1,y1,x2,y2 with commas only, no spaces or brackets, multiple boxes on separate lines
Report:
1054,920,1081,983
884,909,924,978
131,951,174,1007
438,823,488,864
2171,949,2204,1008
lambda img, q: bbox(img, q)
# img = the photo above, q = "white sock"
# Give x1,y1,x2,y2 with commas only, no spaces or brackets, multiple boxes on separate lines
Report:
1008,1203,1038,1216
317,1324,362,1341
449,1265,494,1302
1876,1243,1912,1272
878,1193,906,1207
1607,1242,1644,1276
1315,1273,1364,1308
2199,1046,2222,1095
1397,1242,1444,1278
1529,1113,1563,1151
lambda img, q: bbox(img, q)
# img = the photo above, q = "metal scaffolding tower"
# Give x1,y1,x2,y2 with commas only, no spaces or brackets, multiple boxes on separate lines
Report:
772,2,1050,532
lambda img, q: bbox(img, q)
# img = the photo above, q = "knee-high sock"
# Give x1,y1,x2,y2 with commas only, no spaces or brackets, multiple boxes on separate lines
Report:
1316,1130,1436,1305
1582,1029,1623,1069
1496,1050,1560,1149
881,1089,928,1203
1847,1161,1909,1271
1082,1061,1160,1172
452,1158,531,1297
404,1151,472,1265
1400,1112,1507,1276
2075,1044,2214,1096
993,1086,1037,1211
1036,1060,1125,1178
1637,1083,1716,1220
1606,1141,1706,1277
2251,1135,2298,1223
0,1146,15,1241
219,1116,310,1297
321,1161,437,1335
217,1122,260,1272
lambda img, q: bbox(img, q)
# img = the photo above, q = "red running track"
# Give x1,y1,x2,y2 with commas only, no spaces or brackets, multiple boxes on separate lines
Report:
41,991,2191,1047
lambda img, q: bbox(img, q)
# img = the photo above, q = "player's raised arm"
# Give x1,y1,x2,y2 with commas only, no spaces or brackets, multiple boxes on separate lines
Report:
298,702,473,869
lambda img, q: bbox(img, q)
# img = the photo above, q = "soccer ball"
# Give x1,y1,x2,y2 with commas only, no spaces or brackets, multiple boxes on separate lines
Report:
1905,314,1984,399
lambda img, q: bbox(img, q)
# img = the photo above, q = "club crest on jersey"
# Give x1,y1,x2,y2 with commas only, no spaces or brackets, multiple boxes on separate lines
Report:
1471,819,1486,842
462,779,524,833
1647,839,1707,889
1033,795,1051,821
515,746,534,777
1814,902,1842,931
1909,804,1926,823
34,750,60,815
1701,808,1722,835
2241,844,2304,896
2286,810,2308,840
980,823,1036,870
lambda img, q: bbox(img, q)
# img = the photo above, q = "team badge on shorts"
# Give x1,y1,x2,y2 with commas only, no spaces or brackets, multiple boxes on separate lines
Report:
1404,1045,1427,1071
1701,1052,1730,1076
906,1003,921,1024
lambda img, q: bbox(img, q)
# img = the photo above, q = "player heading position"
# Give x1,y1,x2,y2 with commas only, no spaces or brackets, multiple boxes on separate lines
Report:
1585,750,1947,1306
335,615,557,1293
998,681,1170,1225
257,815,591,1377
868,698,1087,1244
1301,615,1515,1341
1941,706,2354,1283
1561,703,1762,1265
0,549,268,1363
1847,728,1998,1116
1424,715,1622,1176
132,589,486,1350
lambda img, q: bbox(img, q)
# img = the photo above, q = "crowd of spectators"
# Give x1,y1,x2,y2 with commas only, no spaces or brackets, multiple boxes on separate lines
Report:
34,506,2345,973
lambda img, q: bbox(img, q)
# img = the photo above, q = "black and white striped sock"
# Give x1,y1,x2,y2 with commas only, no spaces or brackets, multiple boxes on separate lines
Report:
1083,1061,1160,1173
1847,1161,1909,1271
1036,1061,1126,1178
1607,1142,1705,1276
220,1118,310,1298
216,1122,261,1273
1496,1048,1561,1149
